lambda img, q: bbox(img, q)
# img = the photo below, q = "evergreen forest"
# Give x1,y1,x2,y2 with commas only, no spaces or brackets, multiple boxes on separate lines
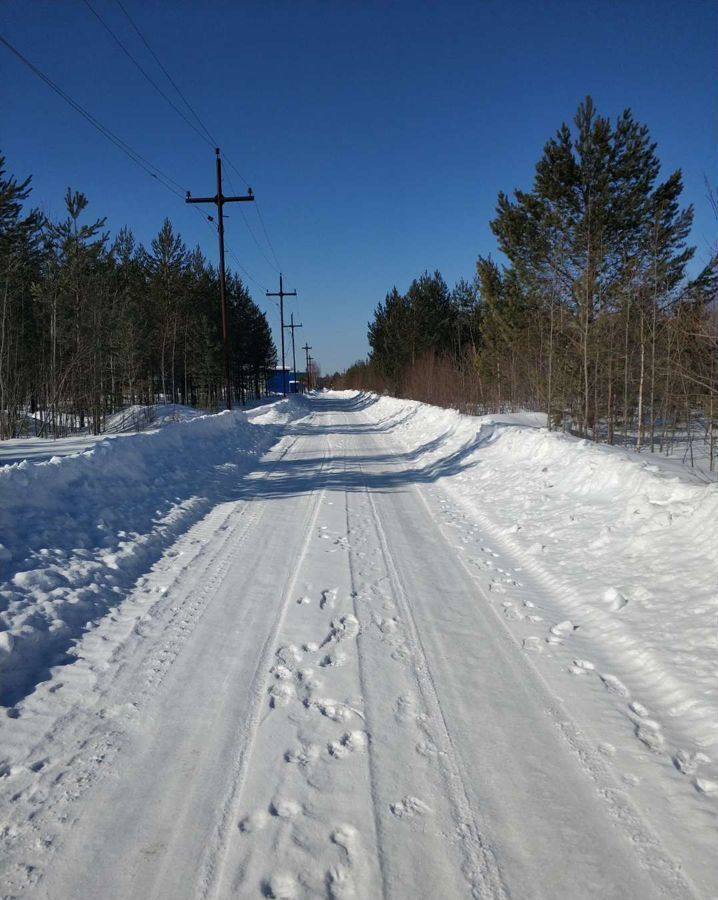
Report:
0,154,277,439
339,99,717,465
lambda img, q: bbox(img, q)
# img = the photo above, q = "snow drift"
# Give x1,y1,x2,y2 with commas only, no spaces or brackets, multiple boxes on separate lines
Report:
351,391,718,756
0,398,310,706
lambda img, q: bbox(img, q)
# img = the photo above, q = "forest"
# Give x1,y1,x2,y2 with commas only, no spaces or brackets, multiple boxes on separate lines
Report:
339,99,717,467
0,152,277,439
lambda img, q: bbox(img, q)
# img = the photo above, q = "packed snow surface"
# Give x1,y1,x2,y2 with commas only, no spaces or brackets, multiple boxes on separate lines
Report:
0,391,716,899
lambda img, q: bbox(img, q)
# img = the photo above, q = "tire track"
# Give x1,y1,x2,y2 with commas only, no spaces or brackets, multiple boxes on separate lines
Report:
0,433,305,898
358,464,509,900
200,430,335,900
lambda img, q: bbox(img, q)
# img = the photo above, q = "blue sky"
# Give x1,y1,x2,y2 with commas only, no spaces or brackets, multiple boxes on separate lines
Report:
3,0,716,373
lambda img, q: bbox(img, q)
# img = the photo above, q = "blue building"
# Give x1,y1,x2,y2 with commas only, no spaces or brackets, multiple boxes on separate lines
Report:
267,368,304,394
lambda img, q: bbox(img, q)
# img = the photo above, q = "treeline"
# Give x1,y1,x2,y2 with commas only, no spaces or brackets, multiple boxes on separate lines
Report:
340,99,717,464
0,152,277,439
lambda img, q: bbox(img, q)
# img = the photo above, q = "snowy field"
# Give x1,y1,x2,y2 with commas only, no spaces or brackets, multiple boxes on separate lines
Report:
0,391,716,898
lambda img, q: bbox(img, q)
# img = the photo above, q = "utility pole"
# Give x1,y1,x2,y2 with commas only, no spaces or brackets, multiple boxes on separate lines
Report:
302,343,312,392
284,313,302,393
266,274,297,397
186,148,254,410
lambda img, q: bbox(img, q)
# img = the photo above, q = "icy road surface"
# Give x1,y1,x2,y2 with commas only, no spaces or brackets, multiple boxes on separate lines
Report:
1,393,715,899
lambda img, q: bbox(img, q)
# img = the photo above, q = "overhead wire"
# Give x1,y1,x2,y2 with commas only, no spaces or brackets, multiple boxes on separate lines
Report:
81,0,215,150
0,33,188,201
253,201,283,273
96,0,292,286
113,0,216,147
6,9,297,316
0,33,270,291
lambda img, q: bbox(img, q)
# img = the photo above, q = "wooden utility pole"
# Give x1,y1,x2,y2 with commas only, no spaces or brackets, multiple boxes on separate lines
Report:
302,343,312,391
284,313,302,393
266,274,297,397
186,148,254,410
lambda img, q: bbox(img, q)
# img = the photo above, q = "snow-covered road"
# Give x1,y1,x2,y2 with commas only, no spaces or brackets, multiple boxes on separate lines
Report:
1,393,715,898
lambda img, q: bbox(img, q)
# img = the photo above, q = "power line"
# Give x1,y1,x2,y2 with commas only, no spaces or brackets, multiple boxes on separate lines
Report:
0,33,187,200
222,154,251,193
113,0,216,147
81,0,215,150
0,34,269,294
254,201,283,272
222,155,291,282
2,28,289,316
226,246,269,293
221,166,280,277
97,2,284,285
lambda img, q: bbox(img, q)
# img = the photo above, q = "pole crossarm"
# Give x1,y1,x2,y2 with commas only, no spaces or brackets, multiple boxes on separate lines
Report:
186,193,254,204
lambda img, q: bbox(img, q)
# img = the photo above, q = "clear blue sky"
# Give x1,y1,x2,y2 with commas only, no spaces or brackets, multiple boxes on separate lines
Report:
3,0,716,373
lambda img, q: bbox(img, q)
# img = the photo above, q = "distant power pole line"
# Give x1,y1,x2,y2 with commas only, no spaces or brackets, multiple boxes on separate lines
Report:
186,148,254,410
284,313,303,392
266,274,296,397
302,343,312,391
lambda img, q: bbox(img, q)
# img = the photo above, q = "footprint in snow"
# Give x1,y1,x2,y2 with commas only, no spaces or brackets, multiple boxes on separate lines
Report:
603,587,628,611
306,697,356,723
634,719,665,753
390,796,432,819
673,748,712,776
270,797,302,819
263,872,298,899
328,730,369,759
415,740,445,759
599,673,630,698
546,620,578,644
568,659,594,675
239,810,268,833
276,644,302,666
598,742,616,757
268,682,295,709
320,588,338,610
377,616,399,635
285,741,322,768
694,777,718,796
322,615,360,646
394,694,418,723
522,636,542,654
326,865,356,900
320,650,348,668
390,643,411,665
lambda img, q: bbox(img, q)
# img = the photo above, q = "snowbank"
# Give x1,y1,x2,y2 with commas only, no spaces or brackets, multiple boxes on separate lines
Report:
346,391,718,754
0,397,310,706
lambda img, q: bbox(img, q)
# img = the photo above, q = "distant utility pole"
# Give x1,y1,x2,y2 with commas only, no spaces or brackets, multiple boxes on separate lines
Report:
284,313,302,392
186,148,254,410
266,274,296,397
302,343,312,391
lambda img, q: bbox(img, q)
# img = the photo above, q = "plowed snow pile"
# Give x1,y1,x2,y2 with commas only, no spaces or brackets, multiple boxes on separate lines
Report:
362,392,718,778
0,399,307,707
